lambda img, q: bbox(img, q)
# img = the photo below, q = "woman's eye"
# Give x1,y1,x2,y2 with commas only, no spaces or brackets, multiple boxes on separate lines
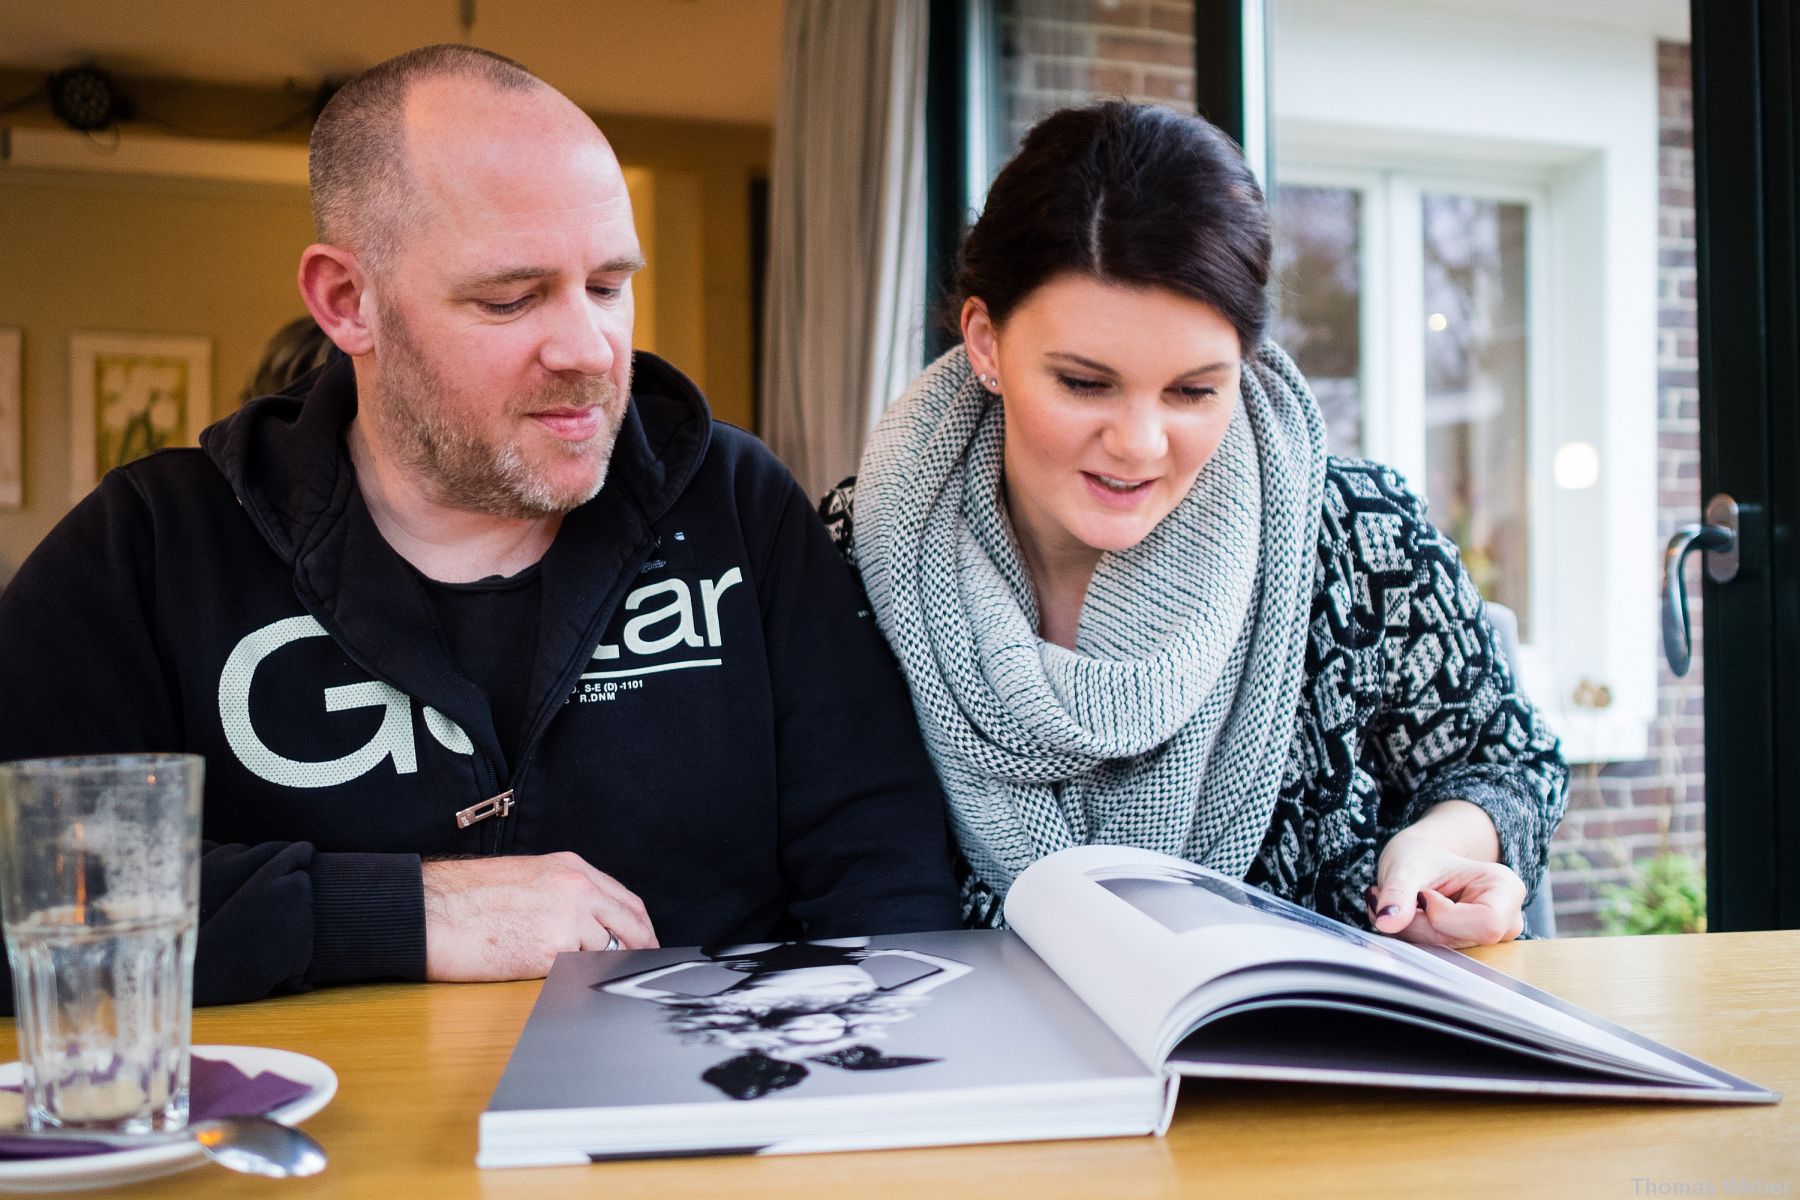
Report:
1173,385,1219,403
1056,374,1107,393
478,296,532,316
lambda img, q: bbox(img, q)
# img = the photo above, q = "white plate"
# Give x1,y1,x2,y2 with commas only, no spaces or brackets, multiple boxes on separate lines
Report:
0,1045,337,1193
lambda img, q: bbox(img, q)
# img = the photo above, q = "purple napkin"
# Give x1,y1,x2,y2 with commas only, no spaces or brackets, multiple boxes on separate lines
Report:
0,1056,313,1160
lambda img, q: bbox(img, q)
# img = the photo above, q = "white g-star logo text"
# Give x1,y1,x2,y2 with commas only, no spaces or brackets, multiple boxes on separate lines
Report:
219,615,473,789
587,567,742,677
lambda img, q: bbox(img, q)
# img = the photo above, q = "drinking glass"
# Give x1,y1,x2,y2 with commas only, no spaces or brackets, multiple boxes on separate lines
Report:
0,754,203,1132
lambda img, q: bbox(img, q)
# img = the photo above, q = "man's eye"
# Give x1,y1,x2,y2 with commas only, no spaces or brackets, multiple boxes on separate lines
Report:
589,285,623,301
1057,374,1106,393
478,296,532,316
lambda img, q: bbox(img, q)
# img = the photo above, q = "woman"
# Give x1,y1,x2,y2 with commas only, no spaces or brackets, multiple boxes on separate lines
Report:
822,102,1567,947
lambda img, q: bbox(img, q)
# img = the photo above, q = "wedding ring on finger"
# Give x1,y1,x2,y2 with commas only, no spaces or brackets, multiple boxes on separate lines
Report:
603,930,620,952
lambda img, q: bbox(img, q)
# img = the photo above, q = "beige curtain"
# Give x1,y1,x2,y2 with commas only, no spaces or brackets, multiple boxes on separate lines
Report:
760,0,928,499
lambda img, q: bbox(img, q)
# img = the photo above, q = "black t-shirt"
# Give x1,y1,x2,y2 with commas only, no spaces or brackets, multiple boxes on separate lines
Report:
413,564,542,776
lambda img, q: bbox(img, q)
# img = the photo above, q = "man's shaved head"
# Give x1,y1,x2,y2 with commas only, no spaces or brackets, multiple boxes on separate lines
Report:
309,44,544,270
300,43,639,526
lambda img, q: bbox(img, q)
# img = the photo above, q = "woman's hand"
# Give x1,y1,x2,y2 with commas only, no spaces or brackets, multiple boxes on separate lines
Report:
1368,800,1527,948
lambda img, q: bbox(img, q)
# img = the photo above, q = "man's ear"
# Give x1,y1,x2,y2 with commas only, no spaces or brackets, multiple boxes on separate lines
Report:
961,297,1001,391
298,244,376,357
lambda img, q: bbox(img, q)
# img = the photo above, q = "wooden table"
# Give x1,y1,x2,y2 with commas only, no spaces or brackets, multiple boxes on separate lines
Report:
5,931,1796,1198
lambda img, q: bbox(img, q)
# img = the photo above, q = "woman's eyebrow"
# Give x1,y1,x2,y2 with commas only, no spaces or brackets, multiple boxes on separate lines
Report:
1045,351,1118,375
1045,351,1234,378
1175,361,1234,378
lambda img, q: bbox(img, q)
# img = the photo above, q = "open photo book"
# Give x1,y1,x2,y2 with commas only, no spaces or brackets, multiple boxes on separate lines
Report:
477,845,1777,1167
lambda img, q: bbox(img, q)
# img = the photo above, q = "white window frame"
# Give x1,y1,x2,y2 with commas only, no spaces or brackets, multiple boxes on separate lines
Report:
1280,165,1553,640
1277,144,1652,764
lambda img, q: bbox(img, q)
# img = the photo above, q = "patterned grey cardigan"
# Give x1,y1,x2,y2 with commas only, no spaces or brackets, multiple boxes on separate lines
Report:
820,457,1569,931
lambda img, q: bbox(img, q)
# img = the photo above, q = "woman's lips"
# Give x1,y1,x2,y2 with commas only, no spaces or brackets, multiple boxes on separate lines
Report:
1082,470,1156,508
530,408,603,441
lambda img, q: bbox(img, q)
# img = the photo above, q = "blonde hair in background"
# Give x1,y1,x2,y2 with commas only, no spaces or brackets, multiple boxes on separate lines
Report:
241,316,334,404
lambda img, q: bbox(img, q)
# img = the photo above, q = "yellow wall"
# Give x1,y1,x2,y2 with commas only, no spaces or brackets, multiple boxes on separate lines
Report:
0,105,769,578
600,112,770,434
0,169,317,577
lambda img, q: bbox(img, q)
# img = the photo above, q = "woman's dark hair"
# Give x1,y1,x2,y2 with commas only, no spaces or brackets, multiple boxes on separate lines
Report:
955,101,1272,351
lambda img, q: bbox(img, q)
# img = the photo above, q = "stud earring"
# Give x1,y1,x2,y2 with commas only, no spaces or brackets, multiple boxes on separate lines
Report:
980,373,1000,392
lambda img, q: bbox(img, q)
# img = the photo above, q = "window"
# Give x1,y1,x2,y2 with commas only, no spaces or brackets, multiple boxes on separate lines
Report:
1421,191,1533,634
1270,184,1364,453
1278,176,1541,634
1272,156,1648,762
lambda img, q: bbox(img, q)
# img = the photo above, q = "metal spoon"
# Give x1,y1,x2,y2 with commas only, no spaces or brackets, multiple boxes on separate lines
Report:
9,1115,327,1178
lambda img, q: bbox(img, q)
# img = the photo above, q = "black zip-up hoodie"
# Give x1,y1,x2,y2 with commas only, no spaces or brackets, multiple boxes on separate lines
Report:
0,353,957,1006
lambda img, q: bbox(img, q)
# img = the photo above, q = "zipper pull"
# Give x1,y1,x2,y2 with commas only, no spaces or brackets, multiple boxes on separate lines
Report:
455,789,514,829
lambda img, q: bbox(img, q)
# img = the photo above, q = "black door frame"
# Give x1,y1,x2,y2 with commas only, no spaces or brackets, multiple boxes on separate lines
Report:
1693,0,1800,930
924,0,972,363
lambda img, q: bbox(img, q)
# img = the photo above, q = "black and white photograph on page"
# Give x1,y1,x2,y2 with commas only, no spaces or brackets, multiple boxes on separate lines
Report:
597,940,971,1100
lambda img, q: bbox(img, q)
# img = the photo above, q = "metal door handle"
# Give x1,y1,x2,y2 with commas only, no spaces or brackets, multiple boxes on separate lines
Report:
1661,493,1746,677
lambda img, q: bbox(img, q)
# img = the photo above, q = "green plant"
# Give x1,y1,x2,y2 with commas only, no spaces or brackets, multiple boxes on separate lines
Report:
1600,853,1707,936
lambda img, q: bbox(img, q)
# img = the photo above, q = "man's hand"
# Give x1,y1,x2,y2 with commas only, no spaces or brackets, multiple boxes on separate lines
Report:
421,853,658,981
1368,800,1527,949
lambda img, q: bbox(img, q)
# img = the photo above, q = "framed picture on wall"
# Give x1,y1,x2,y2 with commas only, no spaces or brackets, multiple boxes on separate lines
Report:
0,328,20,510
68,332,212,502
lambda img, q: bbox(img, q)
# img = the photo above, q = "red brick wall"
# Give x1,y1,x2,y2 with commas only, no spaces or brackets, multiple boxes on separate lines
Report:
995,6,1706,935
997,0,1195,145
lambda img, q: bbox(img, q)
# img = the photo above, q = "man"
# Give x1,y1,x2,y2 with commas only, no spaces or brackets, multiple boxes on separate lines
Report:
0,45,957,1006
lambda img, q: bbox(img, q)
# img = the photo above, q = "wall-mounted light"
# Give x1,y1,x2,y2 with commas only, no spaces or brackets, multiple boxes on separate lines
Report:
47,66,131,133
1554,440,1601,490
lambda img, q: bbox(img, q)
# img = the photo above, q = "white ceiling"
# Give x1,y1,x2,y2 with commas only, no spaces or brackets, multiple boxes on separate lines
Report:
0,0,785,125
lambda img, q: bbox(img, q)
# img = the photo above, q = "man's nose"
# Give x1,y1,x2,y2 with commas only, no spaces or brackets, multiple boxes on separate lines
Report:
538,290,618,377
1102,398,1168,463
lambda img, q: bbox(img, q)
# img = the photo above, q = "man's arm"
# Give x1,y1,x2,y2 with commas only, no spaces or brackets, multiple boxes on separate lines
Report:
749,467,960,936
419,853,655,980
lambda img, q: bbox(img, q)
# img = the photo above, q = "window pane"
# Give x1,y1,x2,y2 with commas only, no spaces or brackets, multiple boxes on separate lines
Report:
1271,184,1363,455
1422,193,1530,636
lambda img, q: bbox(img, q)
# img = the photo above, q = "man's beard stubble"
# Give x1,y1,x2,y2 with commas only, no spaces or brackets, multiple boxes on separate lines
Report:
369,300,627,521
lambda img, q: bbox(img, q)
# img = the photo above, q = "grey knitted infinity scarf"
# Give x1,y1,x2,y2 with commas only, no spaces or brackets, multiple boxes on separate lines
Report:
855,342,1327,902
